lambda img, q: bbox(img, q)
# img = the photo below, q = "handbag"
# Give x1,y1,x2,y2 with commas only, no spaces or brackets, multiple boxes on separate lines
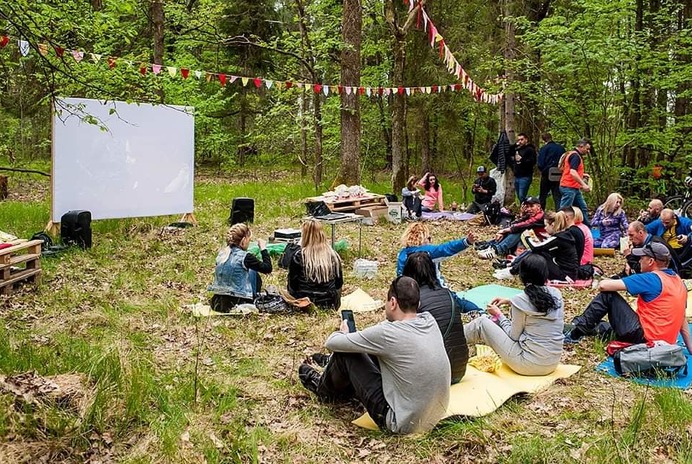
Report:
548,167,562,182
254,291,291,314
613,342,688,377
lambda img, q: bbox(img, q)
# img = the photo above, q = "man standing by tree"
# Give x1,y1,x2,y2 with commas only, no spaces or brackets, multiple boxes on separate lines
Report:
559,139,591,226
511,133,537,204
537,133,565,210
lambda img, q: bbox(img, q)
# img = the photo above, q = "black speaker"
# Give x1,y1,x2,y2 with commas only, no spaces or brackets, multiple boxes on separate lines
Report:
229,198,254,225
61,210,92,249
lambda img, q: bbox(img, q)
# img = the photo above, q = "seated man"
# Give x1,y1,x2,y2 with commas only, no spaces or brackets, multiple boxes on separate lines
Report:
619,221,679,276
298,276,451,434
478,196,546,260
565,242,692,355
646,208,692,263
466,165,497,214
637,199,663,225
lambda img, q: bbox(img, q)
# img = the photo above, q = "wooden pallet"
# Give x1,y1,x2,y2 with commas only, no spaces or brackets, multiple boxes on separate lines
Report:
0,239,43,295
306,194,385,213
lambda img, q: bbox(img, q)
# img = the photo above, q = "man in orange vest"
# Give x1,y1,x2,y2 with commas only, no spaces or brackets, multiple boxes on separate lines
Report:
559,139,591,226
564,242,691,354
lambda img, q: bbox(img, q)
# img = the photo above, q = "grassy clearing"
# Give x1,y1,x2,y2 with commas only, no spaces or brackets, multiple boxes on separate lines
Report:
0,168,690,463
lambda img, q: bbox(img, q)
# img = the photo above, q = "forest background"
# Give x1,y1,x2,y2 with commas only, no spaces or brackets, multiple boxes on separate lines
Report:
0,0,690,204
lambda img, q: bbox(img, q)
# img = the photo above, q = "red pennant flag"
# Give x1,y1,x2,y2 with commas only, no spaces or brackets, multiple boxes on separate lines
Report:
139,66,147,75
358,87,365,95
0,36,9,48
253,78,261,88
397,87,405,95
439,41,444,58
476,87,483,100
337,85,343,94
108,57,116,69
376,87,383,96
285,81,293,89
454,84,462,91
432,85,438,92
54,46,65,57
313,84,322,94
219,74,227,86
181,68,189,79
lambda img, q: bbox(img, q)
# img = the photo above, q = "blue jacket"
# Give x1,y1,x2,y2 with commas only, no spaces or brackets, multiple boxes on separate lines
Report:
396,238,470,280
208,246,256,299
646,215,692,239
537,141,566,173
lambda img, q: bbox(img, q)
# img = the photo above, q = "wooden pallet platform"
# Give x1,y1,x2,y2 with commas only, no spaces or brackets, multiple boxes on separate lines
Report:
0,239,43,295
306,194,385,213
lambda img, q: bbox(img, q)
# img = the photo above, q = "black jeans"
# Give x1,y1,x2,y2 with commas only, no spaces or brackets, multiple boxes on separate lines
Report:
466,201,489,214
572,292,646,343
539,171,561,211
316,352,391,429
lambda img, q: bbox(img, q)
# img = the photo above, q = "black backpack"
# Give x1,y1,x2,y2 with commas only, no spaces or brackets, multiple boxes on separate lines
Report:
483,201,502,226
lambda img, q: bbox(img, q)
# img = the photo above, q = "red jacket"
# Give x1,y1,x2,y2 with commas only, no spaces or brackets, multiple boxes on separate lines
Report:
509,210,546,236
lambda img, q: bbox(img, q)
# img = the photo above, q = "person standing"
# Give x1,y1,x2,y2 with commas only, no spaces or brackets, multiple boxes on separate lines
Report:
466,165,497,214
537,133,565,210
298,276,451,434
559,138,592,226
511,133,537,204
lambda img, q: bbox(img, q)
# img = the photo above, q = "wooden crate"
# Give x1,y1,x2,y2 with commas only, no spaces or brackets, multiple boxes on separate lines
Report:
0,239,43,295
355,205,389,218
307,194,386,213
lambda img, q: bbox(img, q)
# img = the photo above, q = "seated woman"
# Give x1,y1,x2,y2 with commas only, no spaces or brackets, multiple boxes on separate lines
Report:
573,207,594,264
208,223,272,312
499,211,579,281
287,219,343,309
396,222,475,287
592,193,629,248
417,172,444,212
401,175,422,218
403,252,471,384
465,254,564,376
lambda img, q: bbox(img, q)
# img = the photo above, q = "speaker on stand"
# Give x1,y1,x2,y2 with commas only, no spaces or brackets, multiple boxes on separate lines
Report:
60,210,92,249
229,198,255,225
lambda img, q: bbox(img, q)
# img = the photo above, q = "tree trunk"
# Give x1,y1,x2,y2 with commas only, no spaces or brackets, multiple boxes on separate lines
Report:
299,92,308,178
340,0,362,186
150,0,165,103
313,90,323,187
91,0,103,11
420,106,431,173
503,0,517,206
391,39,407,192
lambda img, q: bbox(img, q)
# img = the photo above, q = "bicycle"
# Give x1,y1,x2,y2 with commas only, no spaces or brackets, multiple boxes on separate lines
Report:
663,176,692,217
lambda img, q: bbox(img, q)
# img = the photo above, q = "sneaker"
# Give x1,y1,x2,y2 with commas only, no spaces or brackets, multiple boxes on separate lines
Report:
563,331,583,345
492,259,509,270
493,267,514,280
478,247,497,259
474,241,490,250
298,363,321,394
310,353,331,368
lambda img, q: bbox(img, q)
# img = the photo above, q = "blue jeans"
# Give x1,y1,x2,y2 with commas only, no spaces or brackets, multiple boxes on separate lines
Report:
559,187,590,226
514,177,532,204
493,232,522,255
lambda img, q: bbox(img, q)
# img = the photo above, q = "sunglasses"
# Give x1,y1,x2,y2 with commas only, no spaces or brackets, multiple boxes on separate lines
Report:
642,243,663,261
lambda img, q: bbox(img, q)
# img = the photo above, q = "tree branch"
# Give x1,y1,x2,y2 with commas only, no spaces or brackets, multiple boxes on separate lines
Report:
222,35,314,76
0,167,50,177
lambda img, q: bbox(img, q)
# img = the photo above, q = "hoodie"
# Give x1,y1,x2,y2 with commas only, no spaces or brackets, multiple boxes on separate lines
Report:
495,286,564,369
529,230,579,280
511,143,537,178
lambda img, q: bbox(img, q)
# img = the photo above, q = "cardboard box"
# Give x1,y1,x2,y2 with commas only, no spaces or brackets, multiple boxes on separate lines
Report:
355,206,388,219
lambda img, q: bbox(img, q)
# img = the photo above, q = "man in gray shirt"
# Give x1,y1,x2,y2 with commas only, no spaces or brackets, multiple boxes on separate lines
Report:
298,276,451,434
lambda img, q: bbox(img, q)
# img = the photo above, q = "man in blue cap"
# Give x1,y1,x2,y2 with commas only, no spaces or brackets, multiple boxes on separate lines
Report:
466,165,497,214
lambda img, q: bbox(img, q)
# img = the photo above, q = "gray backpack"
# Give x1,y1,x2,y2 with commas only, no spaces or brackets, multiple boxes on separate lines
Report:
613,342,688,377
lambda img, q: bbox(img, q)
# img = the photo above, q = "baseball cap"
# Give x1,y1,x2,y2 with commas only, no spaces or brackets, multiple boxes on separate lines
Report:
523,196,540,205
631,242,671,261
476,166,487,173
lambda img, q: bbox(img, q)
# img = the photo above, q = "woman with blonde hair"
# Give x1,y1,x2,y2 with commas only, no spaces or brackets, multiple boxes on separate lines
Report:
208,223,272,312
396,222,475,288
287,219,343,309
592,193,629,248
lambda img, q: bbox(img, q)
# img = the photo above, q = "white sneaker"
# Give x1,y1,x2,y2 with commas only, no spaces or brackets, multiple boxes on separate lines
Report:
493,268,514,280
478,247,497,259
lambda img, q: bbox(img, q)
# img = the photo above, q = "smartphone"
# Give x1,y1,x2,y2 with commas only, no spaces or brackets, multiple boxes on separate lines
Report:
341,310,357,333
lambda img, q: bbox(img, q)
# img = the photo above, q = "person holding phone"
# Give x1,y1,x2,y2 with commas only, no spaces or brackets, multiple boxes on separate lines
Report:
208,223,272,312
298,276,451,434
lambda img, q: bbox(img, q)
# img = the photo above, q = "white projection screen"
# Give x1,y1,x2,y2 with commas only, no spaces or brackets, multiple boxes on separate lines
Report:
52,97,194,222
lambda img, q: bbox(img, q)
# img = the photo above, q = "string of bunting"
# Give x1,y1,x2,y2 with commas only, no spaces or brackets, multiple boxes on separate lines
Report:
405,0,503,104
0,32,501,103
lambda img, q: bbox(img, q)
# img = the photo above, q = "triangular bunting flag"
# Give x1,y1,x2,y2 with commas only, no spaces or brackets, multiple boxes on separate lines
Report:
285,81,293,89
265,79,273,89
0,36,9,48
218,73,226,86
345,86,352,95
241,77,249,86
18,40,30,56
72,50,84,62
230,75,238,83
54,46,65,57
323,85,329,96
181,68,189,79
358,87,365,95
167,66,177,77
108,57,116,69
152,64,162,75
91,53,102,63
296,82,304,88
366,87,372,97
337,85,343,94
253,78,261,88
139,65,147,75
38,44,49,56
313,84,322,94
405,87,412,95
194,70,202,79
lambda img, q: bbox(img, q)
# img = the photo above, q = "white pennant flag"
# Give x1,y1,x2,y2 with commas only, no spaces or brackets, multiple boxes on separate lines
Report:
345,86,352,95
366,88,371,97
265,80,273,89
194,70,203,79
18,40,30,56
405,87,411,95
90,53,102,63
167,66,177,77
323,85,329,96
72,50,84,62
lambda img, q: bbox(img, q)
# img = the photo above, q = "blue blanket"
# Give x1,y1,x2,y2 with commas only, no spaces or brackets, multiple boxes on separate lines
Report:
596,324,692,389
421,211,476,221
457,284,523,310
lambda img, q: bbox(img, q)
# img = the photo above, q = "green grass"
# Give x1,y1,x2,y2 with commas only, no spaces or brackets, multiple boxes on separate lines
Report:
0,167,689,463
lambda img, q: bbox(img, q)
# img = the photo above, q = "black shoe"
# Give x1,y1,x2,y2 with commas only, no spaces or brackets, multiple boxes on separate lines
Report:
492,259,509,270
310,353,331,368
299,364,321,394
474,241,490,250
